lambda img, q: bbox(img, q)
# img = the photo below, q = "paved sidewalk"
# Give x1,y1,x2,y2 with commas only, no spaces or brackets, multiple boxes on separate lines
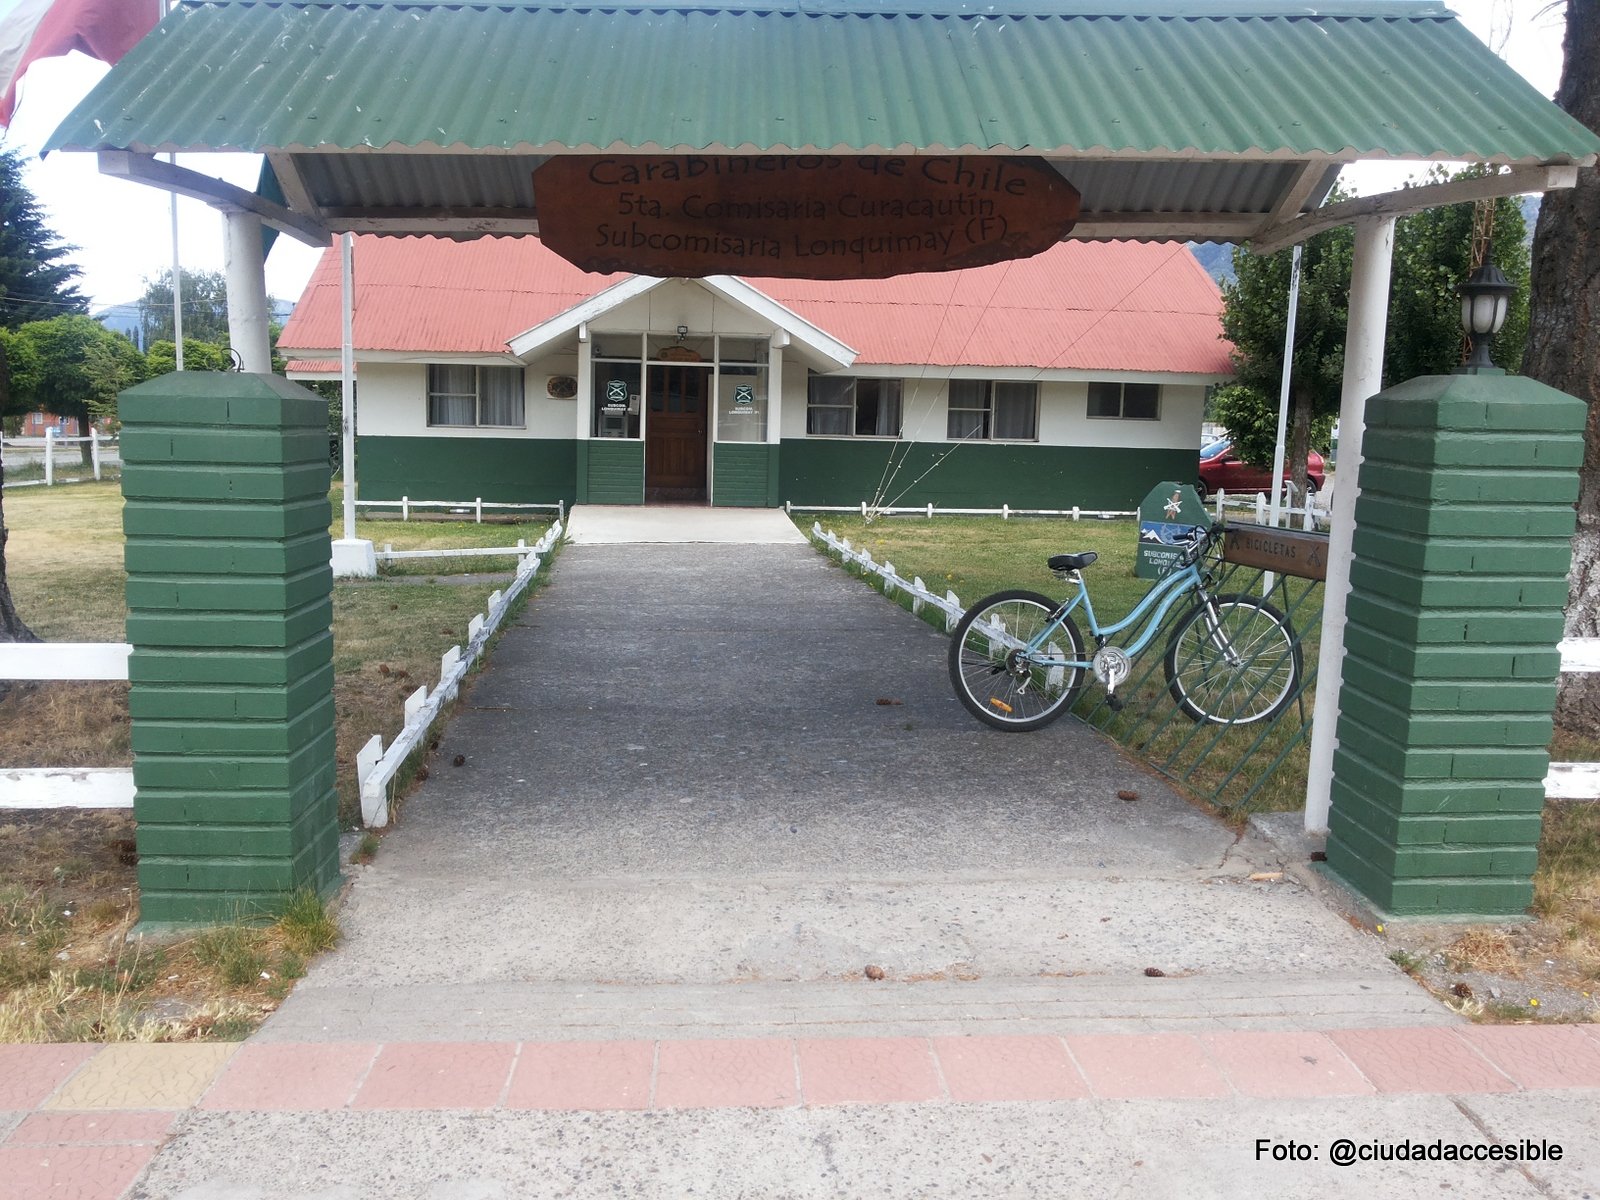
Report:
3,1026,1598,1198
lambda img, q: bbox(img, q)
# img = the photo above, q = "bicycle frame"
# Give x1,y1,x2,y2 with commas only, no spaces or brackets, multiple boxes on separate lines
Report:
1025,560,1208,669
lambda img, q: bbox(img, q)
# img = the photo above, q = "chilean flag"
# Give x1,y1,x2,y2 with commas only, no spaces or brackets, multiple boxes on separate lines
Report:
0,0,160,127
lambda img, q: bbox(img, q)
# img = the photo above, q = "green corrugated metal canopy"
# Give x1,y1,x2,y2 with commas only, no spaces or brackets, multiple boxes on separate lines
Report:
46,0,1600,246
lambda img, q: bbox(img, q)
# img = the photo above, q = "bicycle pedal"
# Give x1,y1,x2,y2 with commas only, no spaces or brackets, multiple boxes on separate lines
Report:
1106,694,1126,712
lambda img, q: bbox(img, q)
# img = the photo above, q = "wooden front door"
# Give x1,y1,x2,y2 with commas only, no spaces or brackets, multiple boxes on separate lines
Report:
645,364,709,500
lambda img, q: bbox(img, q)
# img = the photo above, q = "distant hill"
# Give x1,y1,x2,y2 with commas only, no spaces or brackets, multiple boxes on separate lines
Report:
1186,241,1236,286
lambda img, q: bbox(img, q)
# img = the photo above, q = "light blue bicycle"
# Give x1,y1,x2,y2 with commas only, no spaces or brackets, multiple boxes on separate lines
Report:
947,524,1302,731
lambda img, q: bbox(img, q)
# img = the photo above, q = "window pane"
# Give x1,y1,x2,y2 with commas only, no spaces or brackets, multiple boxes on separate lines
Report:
594,362,641,437
428,364,477,426
592,335,641,360
855,379,902,437
479,367,524,426
947,379,989,439
1087,382,1122,418
808,376,853,435
718,337,766,363
993,382,1037,439
1123,383,1160,420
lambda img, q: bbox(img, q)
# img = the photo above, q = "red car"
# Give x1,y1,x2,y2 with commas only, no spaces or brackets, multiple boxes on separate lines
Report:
1197,439,1325,500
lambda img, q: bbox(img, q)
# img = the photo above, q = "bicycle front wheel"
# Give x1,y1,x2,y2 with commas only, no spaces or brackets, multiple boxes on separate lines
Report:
1163,594,1301,725
948,590,1086,732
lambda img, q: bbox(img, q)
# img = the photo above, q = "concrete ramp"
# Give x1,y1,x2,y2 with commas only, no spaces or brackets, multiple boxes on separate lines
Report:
268,537,1443,1042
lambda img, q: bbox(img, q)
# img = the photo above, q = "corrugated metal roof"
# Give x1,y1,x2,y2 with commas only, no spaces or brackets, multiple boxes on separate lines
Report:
278,234,1232,375
49,1,1598,163
280,235,626,355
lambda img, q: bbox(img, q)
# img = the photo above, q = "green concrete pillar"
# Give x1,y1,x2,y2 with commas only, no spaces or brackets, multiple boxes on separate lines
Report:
1326,371,1585,917
120,372,340,926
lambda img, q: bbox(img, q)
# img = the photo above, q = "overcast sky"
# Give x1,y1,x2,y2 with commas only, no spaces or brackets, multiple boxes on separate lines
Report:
0,0,1572,313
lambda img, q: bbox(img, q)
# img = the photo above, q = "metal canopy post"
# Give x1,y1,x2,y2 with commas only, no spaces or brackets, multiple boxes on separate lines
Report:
1305,214,1395,832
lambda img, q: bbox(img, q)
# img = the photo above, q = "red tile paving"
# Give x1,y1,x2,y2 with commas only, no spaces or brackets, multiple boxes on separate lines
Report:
5,1112,174,1146
1456,1025,1600,1090
1328,1027,1515,1094
797,1037,944,1106
199,1043,379,1111
0,1046,97,1110
0,1143,156,1200
653,1038,797,1109
933,1035,1089,1103
1064,1032,1231,1100
350,1042,516,1110
1201,1031,1373,1098
506,1041,655,1111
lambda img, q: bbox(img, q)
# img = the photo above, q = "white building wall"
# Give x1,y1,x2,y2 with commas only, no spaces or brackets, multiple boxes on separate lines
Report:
592,283,774,336
356,353,580,439
780,370,1208,448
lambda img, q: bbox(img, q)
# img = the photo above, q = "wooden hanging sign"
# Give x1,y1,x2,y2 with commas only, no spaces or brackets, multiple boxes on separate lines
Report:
532,154,1081,280
1222,523,1330,582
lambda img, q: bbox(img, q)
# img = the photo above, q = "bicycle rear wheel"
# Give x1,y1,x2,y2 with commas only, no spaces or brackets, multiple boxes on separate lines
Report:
948,590,1086,731
1163,594,1301,725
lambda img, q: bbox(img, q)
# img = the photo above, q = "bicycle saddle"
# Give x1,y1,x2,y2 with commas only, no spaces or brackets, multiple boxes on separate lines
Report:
1047,552,1098,571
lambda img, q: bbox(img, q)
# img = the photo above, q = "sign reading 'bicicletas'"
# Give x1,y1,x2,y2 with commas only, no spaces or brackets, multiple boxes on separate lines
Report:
532,155,1082,280
1222,523,1330,582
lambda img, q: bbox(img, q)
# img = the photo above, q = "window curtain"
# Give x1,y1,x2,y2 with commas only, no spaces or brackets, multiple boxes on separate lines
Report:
428,365,477,426
808,377,853,435
479,367,525,426
992,382,1038,440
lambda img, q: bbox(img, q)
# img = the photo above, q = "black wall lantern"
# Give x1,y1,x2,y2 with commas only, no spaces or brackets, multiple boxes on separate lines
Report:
1457,248,1517,371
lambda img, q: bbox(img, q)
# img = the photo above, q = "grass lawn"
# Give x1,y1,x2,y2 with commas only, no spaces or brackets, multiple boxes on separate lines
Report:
0,479,557,1040
797,510,1600,998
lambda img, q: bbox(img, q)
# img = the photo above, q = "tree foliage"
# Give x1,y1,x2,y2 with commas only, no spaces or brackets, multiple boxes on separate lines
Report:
1217,169,1531,496
146,338,234,375
137,268,232,347
10,316,147,431
0,148,87,330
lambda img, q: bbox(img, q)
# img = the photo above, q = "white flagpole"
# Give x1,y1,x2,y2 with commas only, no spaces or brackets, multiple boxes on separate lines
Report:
1267,243,1302,531
162,0,181,369
341,232,356,542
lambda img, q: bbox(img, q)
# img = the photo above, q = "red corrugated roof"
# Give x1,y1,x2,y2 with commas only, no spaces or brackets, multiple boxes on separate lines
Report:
280,235,1231,375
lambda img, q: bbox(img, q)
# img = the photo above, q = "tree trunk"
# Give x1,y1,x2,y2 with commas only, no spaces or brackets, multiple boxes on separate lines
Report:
1288,391,1312,509
0,445,40,646
1526,0,1600,730
76,406,94,468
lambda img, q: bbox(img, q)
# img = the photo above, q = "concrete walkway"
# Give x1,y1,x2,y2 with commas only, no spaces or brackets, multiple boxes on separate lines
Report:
13,507,1596,1197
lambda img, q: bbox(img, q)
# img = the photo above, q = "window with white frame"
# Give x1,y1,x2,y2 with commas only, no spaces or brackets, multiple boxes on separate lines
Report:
946,380,1038,441
427,365,526,428
807,376,903,437
1087,381,1160,420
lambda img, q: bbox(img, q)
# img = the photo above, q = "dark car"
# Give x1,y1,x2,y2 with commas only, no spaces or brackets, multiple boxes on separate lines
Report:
1197,439,1325,500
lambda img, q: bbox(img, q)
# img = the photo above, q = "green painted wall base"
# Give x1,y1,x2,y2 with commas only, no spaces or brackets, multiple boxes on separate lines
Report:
579,439,644,504
357,435,577,504
713,442,779,506
1326,372,1585,917
122,371,342,925
779,440,1193,510
355,435,1195,511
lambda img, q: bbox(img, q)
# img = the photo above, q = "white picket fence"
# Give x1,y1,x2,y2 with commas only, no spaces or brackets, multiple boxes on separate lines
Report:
355,518,562,827
358,497,563,524
810,522,967,632
789,501,1137,521
0,521,562,816
376,538,543,565
1210,485,1330,529
0,643,134,808
2,430,116,488
809,521,1600,803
